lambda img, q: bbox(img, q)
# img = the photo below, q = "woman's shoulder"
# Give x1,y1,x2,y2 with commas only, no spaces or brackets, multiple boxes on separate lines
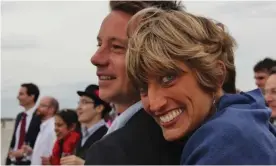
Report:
181,108,276,164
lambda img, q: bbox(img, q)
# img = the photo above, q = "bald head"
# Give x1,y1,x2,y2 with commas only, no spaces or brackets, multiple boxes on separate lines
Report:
37,96,59,120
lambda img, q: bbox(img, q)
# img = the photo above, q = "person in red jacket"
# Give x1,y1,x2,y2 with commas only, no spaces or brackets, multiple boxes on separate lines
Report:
41,109,80,165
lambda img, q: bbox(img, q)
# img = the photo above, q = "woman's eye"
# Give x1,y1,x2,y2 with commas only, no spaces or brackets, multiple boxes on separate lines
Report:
161,75,176,84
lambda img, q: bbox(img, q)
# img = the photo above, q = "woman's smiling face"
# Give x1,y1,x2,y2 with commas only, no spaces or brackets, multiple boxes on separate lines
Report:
141,62,213,141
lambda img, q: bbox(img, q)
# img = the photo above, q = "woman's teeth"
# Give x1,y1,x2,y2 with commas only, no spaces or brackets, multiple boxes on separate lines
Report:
159,108,183,123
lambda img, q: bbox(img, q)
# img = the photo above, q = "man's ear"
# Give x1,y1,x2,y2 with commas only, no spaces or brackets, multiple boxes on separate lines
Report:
95,104,104,114
30,94,35,102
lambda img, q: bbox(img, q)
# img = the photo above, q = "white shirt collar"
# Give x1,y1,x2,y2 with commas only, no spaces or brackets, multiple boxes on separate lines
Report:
25,106,36,116
81,119,106,136
105,101,143,135
40,117,55,131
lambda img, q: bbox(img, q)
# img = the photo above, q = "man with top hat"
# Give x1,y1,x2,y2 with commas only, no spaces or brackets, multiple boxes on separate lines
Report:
60,84,112,165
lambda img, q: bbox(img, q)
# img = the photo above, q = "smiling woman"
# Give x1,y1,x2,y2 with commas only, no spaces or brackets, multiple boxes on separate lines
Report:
126,7,276,164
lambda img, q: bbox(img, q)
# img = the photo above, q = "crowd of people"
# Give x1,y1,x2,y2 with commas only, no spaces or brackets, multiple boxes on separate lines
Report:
5,1,276,165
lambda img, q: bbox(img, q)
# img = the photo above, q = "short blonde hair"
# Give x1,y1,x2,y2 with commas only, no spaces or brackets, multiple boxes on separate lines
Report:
126,7,237,93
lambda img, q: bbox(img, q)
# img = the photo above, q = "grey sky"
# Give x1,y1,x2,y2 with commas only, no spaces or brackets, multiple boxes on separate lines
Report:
1,1,276,118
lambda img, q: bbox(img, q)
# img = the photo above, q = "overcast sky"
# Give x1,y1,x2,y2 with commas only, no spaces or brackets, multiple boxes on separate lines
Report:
1,1,276,118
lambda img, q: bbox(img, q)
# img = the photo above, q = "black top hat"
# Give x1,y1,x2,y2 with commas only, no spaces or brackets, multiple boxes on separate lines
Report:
77,85,111,113
77,84,99,100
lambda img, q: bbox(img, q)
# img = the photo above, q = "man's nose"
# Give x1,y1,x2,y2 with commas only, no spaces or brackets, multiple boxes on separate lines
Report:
91,46,109,67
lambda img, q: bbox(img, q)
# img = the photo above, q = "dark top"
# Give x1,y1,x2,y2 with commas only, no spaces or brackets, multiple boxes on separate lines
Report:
75,125,108,159
6,111,41,165
181,89,276,164
85,109,183,165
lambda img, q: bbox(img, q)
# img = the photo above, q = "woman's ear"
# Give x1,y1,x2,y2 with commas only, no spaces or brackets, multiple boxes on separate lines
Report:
216,60,226,88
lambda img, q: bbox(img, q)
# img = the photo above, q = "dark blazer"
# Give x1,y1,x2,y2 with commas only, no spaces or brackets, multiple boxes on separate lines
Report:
75,125,108,159
85,109,183,165
6,110,41,165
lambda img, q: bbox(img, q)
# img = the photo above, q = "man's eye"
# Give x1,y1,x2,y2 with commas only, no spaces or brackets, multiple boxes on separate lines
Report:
139,87,148,96
112,45,124,49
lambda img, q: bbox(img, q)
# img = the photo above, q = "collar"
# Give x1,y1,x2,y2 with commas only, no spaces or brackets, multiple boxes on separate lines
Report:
105,101,143,135
81,119,106,137
40,117,55,131
24,106,36,117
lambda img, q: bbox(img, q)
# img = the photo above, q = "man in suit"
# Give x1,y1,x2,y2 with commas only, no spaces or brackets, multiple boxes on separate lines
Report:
84,1,185,165
6,83,41,165
60,84,112,165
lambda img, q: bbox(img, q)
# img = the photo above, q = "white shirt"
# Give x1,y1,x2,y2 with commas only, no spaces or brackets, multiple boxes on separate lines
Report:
105,101,142,135
81,120,106,146
14,106,36,151
31,117,56,165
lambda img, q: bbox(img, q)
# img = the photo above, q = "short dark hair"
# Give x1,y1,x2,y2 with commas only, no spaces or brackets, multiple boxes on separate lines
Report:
56,109,80,132
94,100,112,119
254,57,276,73
223,69,237,94
109,1,185,16
269,66,276,75
21,83,40,103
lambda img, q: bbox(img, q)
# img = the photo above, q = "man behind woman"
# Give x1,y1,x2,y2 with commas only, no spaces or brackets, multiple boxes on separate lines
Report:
126,7,276,164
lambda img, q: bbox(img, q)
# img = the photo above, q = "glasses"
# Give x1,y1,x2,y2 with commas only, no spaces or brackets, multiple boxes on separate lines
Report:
78,100,94,105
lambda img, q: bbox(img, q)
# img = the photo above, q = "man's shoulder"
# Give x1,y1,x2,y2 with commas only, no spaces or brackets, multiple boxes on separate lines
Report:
86,110,183,165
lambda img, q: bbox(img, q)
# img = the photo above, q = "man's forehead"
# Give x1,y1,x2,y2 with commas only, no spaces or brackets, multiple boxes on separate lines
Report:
19,87,27,92
97,36,127,44
97,11,131,41
41,97,51,103
255,71,269,75
255,72,269,78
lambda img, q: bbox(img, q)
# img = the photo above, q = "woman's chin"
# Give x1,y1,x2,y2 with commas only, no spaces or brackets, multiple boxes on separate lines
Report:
162,128,186,141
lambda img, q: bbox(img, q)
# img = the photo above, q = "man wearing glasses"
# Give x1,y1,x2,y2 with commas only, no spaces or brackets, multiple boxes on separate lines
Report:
21,96,59,165
60,84,112,165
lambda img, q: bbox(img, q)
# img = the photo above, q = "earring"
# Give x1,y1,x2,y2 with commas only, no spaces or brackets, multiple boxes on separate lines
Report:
212,93,217,113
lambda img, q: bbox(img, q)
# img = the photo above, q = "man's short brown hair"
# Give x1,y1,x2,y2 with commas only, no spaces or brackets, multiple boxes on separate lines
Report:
109,1,185,16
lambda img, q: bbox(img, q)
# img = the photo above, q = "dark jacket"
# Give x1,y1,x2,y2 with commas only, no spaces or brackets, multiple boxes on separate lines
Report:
6,110,41,165
85,109,183,165
75,125,108,159
181,89,276,164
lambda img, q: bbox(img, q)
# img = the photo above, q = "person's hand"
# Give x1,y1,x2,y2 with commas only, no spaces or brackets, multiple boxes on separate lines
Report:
41,156,51,165
9,149,24,158
60,155,84,165
22,144,33,155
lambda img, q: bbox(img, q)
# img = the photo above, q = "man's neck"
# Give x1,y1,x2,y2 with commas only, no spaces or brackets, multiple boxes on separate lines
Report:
24,103,35,111
115,100,139,114
84,117,102,129
42,115,53,123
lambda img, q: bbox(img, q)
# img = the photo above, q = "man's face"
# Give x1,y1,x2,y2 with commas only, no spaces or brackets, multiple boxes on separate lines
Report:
77,96,98,123
264,74,276,118
17,87,34,107
37,97,52,119
91,11,138,104
254,71,269,89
